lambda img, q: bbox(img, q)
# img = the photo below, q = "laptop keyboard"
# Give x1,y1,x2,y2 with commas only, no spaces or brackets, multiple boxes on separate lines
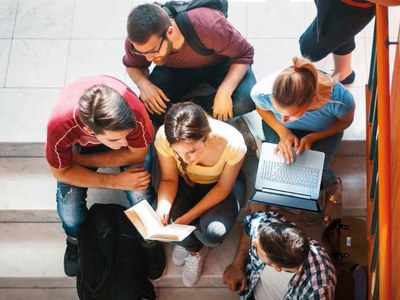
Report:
261,160,320,189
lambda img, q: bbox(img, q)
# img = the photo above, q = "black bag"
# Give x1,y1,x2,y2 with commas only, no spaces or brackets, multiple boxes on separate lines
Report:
323,217,368,300
159,0,228,56
77,203,156,300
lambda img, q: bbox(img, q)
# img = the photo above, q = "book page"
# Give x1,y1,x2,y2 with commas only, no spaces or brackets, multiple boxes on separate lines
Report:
125,200,196,242
125,200,163,238
150,224,196,242
124,208,148,239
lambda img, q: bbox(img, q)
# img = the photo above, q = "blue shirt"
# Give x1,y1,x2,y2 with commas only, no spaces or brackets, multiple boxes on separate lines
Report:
240,211,337,300
250,72,355,132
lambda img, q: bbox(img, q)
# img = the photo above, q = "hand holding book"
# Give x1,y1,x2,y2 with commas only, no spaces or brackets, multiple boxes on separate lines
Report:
125,200,196,242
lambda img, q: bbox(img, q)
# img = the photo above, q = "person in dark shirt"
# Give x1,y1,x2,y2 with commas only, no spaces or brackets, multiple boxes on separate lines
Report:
123,3,256,126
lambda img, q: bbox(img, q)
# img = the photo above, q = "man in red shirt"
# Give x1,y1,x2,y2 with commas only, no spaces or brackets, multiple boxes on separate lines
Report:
123,3,256,126
46,75,165,279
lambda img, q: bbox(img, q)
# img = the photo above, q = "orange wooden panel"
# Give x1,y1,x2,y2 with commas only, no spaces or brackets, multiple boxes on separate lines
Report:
390,23,400,300
376,6,391,300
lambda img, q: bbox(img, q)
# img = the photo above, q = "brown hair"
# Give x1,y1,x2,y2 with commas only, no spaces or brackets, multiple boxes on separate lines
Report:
272,56,334,108
164,102,211,186
259,221,310,268
79,85,135,135
127,4,171,44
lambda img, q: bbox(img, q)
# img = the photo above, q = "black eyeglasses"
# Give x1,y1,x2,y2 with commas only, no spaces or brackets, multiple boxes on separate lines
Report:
132,33,166,56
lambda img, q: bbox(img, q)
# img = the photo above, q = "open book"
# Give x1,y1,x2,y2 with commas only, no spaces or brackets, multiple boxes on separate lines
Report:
124,200,196,242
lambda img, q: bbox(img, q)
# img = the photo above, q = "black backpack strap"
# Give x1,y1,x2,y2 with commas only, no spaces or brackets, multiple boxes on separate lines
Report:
161,1,215,56
174,12,214,56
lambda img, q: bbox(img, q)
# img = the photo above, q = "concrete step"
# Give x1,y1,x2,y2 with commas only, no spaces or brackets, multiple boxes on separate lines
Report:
0,288,239,300
0,153,366,223
0,109,365,157
0,220,242,298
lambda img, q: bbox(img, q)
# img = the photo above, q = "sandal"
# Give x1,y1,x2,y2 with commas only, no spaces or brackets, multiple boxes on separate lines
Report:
327,177,343,204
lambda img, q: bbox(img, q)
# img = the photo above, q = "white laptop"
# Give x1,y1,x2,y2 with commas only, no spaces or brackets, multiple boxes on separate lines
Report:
250,142,325,212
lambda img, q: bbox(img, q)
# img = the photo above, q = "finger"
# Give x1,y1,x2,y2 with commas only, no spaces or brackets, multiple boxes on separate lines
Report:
293,136,300,150
297,142,304,154
148,101,163,115
154,96,167,110
127,167,145,173
223,112,228,122
143,102,154,114
158,89,170,102
212,110,218,119
228,109,233,120
238,278,247,292
287,146,294,164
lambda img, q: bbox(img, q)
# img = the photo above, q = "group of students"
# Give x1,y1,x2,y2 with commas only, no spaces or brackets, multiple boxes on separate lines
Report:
45,0,398,298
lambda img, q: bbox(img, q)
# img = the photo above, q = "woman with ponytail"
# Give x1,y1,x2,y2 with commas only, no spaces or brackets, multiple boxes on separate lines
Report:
251,56,355,205
154,102,246,287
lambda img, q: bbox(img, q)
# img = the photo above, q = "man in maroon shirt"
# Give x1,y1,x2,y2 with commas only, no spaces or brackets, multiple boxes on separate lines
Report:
123,3,256,126
46,75,165,279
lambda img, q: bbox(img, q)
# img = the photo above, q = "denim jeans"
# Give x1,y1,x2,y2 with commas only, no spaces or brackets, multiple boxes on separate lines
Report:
169,173,246,252
148,59,256,126
56,144,156,238
262,122,343,190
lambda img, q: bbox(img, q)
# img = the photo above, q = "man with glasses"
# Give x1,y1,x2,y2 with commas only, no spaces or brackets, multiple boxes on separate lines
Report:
123,3,256,126
222,204,336,299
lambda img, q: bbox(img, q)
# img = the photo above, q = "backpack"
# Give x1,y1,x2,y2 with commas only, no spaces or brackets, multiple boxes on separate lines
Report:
158,0,229,56
322,217,368,300
76,203,156,300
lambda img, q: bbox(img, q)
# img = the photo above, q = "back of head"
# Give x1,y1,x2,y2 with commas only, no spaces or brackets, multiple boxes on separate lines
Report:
259,221,310,269
164,102,211,145
272,56,319,108
127,4,171,43
79,85,135,135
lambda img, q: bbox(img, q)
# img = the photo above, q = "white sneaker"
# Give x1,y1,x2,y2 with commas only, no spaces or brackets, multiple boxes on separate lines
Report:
182,246,209,287
172,245,189,266
231,115,259,152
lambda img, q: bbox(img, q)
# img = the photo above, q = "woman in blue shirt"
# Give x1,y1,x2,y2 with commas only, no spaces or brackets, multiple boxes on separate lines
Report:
251,56,355,202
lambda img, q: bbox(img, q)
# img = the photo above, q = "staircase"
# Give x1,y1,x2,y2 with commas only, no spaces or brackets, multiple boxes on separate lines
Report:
0,0,377,298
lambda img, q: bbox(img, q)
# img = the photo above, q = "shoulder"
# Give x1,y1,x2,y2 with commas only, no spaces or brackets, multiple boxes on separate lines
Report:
210,119,246,152
305,239,337,282
154,126,173,157
251,71,281,107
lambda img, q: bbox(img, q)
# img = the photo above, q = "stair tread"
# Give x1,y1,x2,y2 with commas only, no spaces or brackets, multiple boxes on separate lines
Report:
0,222,243,289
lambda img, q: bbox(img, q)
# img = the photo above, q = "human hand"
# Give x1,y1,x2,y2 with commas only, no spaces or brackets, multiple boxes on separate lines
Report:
156,199,172,226
212,88,233,121
276,131,299,164
118,167,151,190
297,135,314,154
138,81,169,115
222,264,247,292
173,213,191,225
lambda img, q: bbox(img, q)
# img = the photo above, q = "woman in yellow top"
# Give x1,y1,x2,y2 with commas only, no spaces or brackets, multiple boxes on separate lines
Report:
154,102,246,287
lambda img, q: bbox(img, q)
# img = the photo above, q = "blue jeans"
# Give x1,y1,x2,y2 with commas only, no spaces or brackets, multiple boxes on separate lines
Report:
169,173,246,252
56,144,156,238
262,122,343,190
148,59,256,126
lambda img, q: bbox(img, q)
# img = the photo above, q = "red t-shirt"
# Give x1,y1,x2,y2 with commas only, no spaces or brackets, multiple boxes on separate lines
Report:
46,75,154,169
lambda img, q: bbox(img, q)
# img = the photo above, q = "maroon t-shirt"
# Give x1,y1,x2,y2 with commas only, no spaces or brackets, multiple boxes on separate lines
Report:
123,8,254,69
46,75,154,169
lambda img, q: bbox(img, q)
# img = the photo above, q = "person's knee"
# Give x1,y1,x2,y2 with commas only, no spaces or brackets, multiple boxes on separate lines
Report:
299,38,327,62
232,96,255,117
196,221,227,247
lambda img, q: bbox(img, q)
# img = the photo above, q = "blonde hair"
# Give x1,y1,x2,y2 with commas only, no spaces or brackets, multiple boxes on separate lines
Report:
272,56,335,108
